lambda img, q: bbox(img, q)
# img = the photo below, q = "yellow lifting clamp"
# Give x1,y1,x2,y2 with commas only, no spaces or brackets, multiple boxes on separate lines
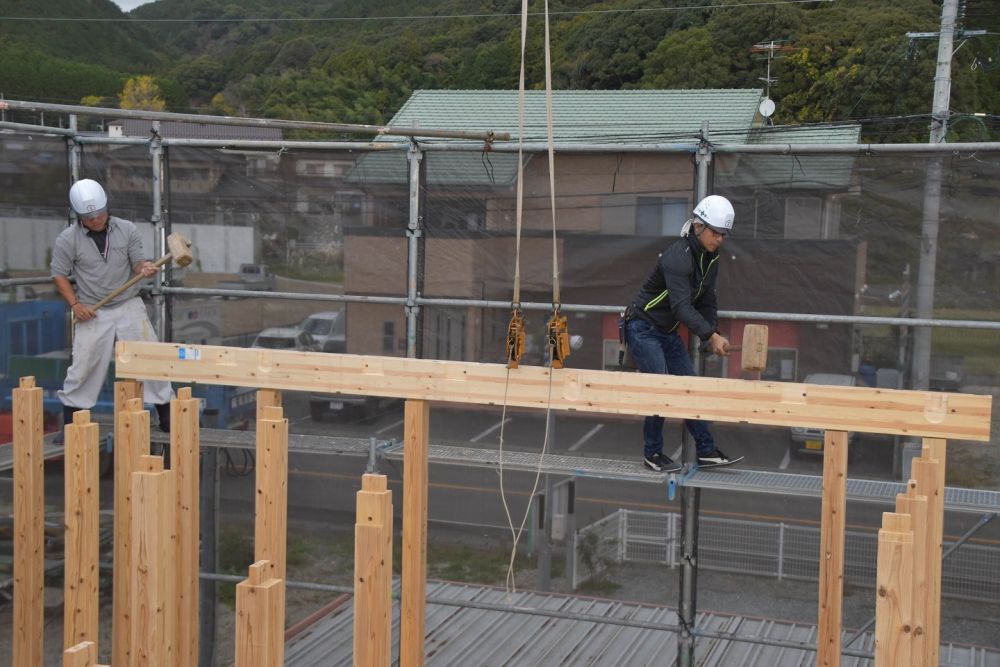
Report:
506,308,526,369
546,310,571,369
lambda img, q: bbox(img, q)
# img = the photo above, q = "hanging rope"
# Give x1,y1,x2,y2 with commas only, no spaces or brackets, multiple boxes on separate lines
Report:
498,0,567,597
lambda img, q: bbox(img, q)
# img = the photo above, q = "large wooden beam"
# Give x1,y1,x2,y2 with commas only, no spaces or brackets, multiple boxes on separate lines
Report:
115,342,992,441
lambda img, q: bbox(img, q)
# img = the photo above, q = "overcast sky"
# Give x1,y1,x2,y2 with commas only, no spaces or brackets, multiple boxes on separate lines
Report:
112,0,154,10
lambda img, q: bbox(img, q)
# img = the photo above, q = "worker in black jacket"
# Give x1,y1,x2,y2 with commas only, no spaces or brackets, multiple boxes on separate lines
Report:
625,195,742,472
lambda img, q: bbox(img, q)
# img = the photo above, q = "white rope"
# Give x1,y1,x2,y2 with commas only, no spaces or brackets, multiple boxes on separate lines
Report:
499,0,560,597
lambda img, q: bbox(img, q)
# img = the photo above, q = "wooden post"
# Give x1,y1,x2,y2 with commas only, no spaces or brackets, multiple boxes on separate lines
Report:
255,404,288,584
234,560,285,667
816,430,848,666
64,409,101,650
402,400,429,667
256,388,282,424
875,512,914,667
113,380,143,667
912,438,946,667
63,641,110,667
130,455,177,667
173,387,201,667
896,487,928,666
354,474,393,667
13,376,44,667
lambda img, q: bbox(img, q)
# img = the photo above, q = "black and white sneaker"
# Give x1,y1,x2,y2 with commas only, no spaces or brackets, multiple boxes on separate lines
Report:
697,448,743,468
643,452,681,472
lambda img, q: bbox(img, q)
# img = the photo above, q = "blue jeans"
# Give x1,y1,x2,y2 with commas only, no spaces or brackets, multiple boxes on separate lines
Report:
626,318,715,458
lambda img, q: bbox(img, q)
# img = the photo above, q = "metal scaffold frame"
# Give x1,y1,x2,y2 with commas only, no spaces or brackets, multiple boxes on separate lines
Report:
1,99,998,666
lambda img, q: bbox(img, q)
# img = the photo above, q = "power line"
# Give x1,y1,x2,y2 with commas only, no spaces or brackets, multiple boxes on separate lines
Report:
0,0,834,24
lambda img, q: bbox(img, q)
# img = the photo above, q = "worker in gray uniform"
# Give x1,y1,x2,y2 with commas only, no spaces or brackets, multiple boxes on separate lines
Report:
51,178,174,435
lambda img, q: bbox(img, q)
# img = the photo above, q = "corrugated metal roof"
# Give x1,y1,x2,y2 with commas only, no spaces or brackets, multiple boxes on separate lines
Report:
284,581,1000,666
386,89,767,144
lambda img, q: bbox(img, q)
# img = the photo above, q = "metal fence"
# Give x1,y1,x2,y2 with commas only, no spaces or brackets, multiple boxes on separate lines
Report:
573,509,1000,602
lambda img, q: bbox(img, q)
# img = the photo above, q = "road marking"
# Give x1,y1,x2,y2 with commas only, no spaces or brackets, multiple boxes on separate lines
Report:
375,418,404,435
470,417,512,442
779,447,791,470
568,424,604,452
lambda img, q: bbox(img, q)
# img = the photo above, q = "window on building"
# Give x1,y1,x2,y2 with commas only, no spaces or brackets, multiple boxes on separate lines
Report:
382,321,395,353
636,197,688,236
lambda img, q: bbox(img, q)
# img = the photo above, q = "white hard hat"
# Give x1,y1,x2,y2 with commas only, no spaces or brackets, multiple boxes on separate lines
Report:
69,179,108,217
692,195,734,233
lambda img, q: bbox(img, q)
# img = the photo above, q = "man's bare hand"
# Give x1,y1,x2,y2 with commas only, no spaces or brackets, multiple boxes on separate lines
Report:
707,332,730,356
137,260,158,278
72,302,96,322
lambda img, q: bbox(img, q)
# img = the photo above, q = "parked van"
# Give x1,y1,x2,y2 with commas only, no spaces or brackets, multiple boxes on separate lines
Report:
300,311,346,353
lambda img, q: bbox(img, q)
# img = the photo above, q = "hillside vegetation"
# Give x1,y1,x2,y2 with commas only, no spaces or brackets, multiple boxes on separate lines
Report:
1,0,998,140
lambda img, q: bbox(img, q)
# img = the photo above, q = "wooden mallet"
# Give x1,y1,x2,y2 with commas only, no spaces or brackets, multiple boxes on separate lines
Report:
705,323,769,373
91,233,193,310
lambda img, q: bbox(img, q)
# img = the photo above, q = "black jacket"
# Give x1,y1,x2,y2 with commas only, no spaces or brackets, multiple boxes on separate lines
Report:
629,233,720,340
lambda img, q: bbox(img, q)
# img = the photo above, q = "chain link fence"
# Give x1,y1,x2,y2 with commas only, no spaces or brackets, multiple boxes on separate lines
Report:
574,509,1000,602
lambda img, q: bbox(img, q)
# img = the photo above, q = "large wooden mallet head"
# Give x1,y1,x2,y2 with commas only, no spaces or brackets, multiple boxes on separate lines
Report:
166,232,194,268
737,324,768,373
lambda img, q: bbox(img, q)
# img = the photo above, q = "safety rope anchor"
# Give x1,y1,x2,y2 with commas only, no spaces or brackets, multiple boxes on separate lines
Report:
546,308,571,369
506,307,526,369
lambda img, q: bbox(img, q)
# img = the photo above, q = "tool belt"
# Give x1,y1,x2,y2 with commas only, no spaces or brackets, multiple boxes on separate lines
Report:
617,304,640,370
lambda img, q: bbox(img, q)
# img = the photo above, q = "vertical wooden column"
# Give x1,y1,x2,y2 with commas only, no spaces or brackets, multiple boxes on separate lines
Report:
173,387,201,667
255,404,288,583
234,560,285,667
130,454,177,667
875,512,914,666
113,380,143,667
401,399,429,667
816,430,848,667
896,486,928,666
13,376,44,667
256,388,282,424
912,437,946,667
64,409,101,650
354,473,393,667
63,640,110,667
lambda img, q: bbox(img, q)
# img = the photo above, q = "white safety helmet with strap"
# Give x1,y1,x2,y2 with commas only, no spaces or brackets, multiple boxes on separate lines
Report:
69,179,108,218
691,195,734,234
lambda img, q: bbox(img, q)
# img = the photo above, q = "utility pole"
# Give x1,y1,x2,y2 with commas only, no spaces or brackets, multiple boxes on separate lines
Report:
910,0,958,390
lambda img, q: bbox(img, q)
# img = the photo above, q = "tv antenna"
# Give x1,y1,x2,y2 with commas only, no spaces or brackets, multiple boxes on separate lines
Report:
750,40,796,122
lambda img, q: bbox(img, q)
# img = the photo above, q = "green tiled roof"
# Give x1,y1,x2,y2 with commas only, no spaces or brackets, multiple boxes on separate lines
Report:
749,123,862,144
720,123,863,190
386,89,767,144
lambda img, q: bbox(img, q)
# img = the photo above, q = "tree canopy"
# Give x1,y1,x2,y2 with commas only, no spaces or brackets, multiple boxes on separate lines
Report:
0,0,996,140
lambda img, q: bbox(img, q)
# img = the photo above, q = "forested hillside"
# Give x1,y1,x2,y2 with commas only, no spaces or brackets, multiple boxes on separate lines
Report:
2,0,999,141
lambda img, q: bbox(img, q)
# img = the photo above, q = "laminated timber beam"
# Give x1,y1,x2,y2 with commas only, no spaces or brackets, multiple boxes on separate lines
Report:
115,342,992,442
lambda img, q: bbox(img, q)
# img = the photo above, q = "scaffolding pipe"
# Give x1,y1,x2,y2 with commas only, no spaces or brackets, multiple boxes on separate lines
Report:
406,142,423,358
0,99,508,142
150,121,168,341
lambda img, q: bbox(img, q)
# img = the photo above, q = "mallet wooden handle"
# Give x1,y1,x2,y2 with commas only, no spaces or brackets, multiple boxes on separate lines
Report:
91,254,172,310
